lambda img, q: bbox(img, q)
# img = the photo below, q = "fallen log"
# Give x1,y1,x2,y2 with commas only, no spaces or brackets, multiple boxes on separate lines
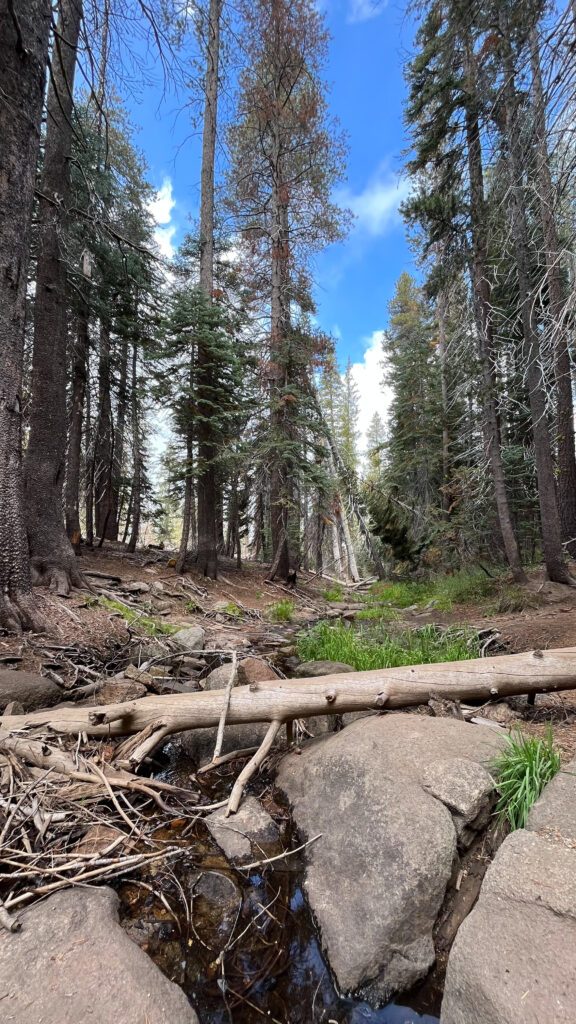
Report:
2,646,576,740
3,647,576,813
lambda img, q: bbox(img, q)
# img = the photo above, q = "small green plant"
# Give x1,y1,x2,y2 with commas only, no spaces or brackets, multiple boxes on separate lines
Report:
185,599,199,613
490,727,561,830
323,585,344,602
224,601,242,617
99,597,176,637
268,599,294,622
297,620,480,671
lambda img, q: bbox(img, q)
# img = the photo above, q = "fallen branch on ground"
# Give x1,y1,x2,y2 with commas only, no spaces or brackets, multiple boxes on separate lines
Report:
2,647,576,812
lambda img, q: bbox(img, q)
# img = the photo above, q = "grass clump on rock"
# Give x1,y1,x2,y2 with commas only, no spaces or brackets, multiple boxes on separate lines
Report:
490,727,561,830
297,620,480,672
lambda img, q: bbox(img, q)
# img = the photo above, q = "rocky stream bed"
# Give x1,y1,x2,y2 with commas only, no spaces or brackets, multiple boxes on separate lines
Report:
1,564,576,1024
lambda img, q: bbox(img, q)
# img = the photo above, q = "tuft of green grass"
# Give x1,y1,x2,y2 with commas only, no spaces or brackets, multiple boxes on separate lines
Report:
366,569,500,613
185,599,199,613
323,585,344,602
490,727,561,830
99,597,176,637
297,620,480,672
224,601,242,617
267,599,294,622
356,605,401,623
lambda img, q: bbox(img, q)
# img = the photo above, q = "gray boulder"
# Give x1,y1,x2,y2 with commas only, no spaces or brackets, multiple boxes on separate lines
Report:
440,830,576,1024
203,663,237,690
527,754,576,841
172,626,205,653
0,670,61,712
0,886,197,1023
276,714,503,1004
206,795,279,864
297,660,355,677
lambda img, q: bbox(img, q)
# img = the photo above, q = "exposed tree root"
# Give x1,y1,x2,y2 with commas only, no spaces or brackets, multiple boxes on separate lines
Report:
30,555,88,596
0,590,49,634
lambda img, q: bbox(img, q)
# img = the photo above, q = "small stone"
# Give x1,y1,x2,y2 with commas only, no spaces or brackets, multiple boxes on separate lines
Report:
297,660,355,677
206,796,279,864
123,581,150,594
172,626,206,653
203,663,238,691
124,663,154,685
237,657,280,686
97,679,147,704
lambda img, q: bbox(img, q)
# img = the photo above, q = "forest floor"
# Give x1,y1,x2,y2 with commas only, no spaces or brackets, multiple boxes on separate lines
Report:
2,543,576,759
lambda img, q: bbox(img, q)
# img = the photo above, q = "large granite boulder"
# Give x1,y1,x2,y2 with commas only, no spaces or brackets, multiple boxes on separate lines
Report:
276,714,502,1005
440,830,576,1024
441,756,576,1024
0,670,61,712
0,886,197,1023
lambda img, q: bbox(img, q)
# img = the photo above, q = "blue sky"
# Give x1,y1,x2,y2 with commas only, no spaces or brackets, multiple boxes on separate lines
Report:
129,0,416,445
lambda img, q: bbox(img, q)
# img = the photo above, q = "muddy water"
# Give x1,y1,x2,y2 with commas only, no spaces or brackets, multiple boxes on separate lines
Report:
118,749,440,1024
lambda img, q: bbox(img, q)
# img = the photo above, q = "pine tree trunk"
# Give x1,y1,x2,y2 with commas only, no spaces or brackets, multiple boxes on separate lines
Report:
65,298,89,541
336,494,360,582
500,28,574,586
437,288,450,514
196,0,222,580
94,321,115,542
530,28,576,556
0,0,52,630
463,32,527,584
176,431,194,572
127,343,141,554
268,165,292,581
24,0,84,594
108,331,130,542
85,361,94,547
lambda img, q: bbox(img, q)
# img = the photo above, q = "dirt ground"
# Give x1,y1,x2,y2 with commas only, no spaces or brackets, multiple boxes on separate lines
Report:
2,544,575,759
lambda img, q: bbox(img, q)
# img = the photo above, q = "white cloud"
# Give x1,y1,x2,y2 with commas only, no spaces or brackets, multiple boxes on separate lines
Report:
154,224,177,258
147,177,177,258
148,178,175,225
348,0,386,24
338,170,409,236
348,330,392,453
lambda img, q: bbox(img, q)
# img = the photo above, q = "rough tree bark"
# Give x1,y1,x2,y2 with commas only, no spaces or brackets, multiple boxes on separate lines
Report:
0,0,52,630
530,27,576,556
462,30,527,583
195,0,222,579
500,24,574,586
24,0,85,595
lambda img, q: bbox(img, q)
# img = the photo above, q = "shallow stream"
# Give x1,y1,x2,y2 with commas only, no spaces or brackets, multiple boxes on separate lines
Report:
118,745,441,1024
